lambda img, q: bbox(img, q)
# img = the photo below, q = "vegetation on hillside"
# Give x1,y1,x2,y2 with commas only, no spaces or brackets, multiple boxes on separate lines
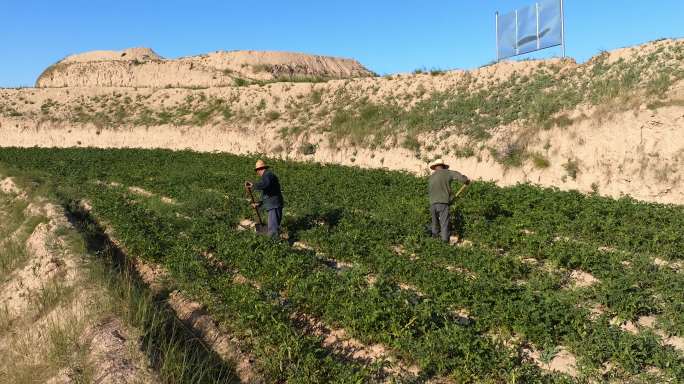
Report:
1,39,683,167
322,42,683,150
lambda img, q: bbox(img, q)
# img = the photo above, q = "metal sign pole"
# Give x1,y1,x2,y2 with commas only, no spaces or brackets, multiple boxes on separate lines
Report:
560,0,566,58
515,9,519,56
536,3,541,50
495,12,500,62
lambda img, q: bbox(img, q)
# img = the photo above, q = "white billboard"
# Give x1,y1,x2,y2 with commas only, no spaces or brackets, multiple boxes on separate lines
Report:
496,0,565,60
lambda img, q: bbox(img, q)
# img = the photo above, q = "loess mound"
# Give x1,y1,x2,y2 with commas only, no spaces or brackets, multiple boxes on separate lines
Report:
36,47,374,88
61,47,163,63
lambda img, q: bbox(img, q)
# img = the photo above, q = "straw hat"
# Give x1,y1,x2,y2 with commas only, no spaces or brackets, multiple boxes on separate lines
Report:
254,159,269,171
429,158,449,170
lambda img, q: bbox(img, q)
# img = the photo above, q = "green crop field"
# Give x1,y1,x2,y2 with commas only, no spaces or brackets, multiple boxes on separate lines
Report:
1,147,683,383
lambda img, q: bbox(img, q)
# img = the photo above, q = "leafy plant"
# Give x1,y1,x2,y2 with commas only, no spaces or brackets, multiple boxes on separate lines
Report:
453,145,475,158
563,158,580,180
265,110,280,122
531,153,551,169
539,347,559,365
298,142,317,155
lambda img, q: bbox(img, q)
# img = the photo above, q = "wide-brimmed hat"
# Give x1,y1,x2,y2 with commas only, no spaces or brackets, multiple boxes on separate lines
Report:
254,159,269,171
429,158,449,170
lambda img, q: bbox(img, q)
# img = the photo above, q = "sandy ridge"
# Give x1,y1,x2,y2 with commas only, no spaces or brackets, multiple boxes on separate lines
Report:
0,178,158,383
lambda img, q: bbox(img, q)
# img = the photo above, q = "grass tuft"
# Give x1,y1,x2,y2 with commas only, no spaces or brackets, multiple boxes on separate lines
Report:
531,153,551,169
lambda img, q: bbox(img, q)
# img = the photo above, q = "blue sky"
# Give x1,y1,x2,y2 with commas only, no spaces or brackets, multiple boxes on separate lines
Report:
2,1,682,87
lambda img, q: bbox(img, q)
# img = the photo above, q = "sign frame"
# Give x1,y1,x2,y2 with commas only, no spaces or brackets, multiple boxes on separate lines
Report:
496,0,565,61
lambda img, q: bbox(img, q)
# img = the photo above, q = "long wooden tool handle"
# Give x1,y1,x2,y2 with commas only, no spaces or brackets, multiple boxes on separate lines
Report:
448,184,470,208
453,184,469,200
246,186,264,225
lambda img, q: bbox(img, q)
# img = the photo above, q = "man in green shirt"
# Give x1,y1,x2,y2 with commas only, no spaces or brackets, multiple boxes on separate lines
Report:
428,159,470,243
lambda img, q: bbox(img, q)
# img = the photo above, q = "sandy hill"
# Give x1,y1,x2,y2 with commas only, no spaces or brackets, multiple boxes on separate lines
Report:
2,38,684,204
60,47,163,63
36,47,375,88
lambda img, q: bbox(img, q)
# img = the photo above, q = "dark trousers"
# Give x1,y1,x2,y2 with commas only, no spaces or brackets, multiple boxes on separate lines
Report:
430,203,450,242
267,207,283,239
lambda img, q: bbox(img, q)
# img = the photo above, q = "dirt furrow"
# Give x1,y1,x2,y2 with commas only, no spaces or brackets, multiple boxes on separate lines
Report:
290,312,421,380
79,202,262,383
200,240,421,382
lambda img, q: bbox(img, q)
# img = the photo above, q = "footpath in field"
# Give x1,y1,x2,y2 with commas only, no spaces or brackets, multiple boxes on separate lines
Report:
1,147,683,383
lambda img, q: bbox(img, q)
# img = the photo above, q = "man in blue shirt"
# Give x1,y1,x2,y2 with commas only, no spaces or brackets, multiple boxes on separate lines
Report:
245,159,284,239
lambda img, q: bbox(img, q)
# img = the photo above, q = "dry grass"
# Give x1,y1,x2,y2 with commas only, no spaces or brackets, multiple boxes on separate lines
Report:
0,194,46,278
0,194,28,237
45,313,92,381
0,191,95,382
647,98,684,110
0,304,11,335
0,303,92,384
0,240,29,279
30,280,76,319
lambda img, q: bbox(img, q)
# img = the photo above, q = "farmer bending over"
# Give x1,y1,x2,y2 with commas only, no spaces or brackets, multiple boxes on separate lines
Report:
245,159,284,239
428,159,470,243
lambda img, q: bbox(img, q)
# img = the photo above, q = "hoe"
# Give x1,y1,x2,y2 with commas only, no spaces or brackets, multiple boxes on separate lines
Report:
245,185,268,234
451,183,469,203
